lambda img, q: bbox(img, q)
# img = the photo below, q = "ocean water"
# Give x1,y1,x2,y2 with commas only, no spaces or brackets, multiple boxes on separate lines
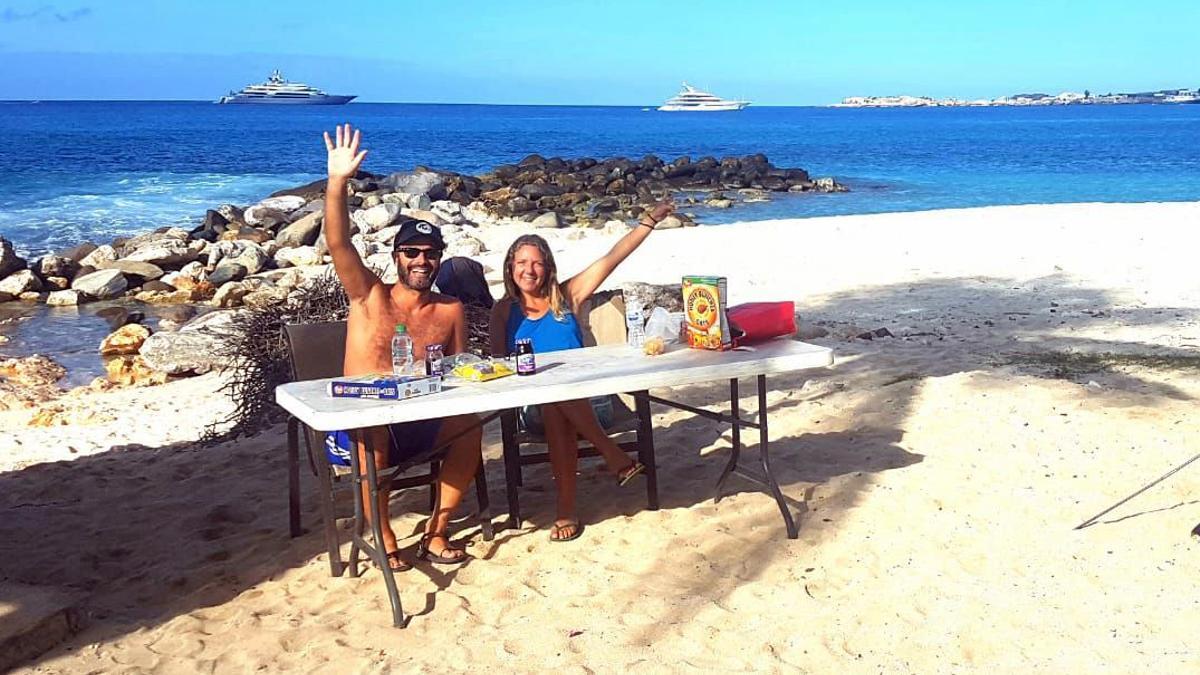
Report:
2,101,1199,380
2,101,1200,258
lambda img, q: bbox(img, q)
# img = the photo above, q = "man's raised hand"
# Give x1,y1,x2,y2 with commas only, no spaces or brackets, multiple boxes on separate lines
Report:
323,123,367,181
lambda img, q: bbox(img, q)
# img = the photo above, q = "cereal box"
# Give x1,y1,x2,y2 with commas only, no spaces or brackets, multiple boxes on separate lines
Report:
327,374,443,400
682,275,732,350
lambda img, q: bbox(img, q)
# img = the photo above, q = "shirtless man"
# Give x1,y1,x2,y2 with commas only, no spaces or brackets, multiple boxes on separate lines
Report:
322,123,481,570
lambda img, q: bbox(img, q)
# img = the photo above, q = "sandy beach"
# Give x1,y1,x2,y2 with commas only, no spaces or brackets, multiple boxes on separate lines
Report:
3,201,1200,673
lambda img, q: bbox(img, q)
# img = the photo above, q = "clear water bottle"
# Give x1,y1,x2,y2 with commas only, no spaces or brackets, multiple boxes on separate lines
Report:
391,324,413,378
626,302,646,348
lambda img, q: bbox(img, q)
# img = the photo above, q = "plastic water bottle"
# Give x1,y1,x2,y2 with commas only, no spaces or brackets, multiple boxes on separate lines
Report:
391,324,413,378
626,302,646,348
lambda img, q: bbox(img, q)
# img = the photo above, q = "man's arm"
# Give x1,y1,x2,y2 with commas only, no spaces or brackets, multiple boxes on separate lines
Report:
322,123,379,300
563,199,675,311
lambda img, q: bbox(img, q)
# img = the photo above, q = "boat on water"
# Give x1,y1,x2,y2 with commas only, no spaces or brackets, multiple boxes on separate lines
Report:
658,83,749,111
217,70,355,105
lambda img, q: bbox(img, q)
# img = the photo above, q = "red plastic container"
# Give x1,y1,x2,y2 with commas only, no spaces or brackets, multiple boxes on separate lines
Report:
727,301,796,345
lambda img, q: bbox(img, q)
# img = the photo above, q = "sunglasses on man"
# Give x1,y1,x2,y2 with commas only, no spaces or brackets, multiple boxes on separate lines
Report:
395,247,445,261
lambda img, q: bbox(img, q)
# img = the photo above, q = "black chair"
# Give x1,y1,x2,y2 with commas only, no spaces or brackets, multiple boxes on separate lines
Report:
498,291,659,527
282,320,493,627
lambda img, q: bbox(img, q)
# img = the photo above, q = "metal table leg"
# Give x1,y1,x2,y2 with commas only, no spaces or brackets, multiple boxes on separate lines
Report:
350,429,406,628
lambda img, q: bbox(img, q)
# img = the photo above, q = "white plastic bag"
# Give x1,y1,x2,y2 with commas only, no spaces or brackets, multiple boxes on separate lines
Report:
644,307,682,344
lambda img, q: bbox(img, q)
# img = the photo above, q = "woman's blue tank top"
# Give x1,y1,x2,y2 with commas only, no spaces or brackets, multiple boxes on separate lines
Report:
504,302,583,355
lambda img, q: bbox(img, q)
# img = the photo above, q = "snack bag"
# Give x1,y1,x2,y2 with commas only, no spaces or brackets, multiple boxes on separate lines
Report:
452,359,516,382
682,275,732,350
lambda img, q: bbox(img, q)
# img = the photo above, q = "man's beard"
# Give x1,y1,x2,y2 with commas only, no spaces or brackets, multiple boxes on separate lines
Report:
400,263,436,291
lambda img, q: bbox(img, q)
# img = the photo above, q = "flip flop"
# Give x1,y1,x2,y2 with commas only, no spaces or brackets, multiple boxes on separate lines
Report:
617,461,646,487
416,534,472,565
550,520,584,543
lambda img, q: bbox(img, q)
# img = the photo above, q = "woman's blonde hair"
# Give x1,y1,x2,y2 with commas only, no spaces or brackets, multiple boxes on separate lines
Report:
502,234,567,320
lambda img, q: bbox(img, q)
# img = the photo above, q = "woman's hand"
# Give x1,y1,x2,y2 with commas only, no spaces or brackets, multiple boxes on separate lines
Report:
323,123,368,181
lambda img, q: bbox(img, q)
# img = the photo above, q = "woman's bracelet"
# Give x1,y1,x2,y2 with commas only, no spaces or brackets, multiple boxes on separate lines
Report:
639,214,659,229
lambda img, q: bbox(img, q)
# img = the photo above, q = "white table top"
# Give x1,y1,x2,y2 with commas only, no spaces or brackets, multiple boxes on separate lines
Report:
275,339,834,432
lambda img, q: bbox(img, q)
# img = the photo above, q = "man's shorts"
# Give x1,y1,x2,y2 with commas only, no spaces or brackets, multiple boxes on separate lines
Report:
325,419,444,467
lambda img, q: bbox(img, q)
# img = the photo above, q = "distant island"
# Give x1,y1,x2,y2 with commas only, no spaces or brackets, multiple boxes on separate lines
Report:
833,87,1200,108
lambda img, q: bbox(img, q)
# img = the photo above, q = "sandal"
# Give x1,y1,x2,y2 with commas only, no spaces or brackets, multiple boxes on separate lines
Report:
550,520,584,543
617,461,646,487
416,533,472,565
378,549,411,572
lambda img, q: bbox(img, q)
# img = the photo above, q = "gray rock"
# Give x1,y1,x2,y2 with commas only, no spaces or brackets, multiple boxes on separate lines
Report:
242,286,290,308
231,244,269,275
141,280,174,293
212,281,248,308
98,260,165,282
42,276,70,291
45,289,82,306
273,246,321,268
80,245,117,269
35,255,79,279
71,269,128,299
530,211,561,228
383,170,446,199
139,310,237,374
655,215,685,230
0,237,27,279
0,270,42,295
243,206,289,229
445,236,484,258
354,203,402,233
216,204,244,222
207,262,248,286
58,242,97,263
399,208,447,226
621,281,684,313
275,210,323,248
122,240,196,268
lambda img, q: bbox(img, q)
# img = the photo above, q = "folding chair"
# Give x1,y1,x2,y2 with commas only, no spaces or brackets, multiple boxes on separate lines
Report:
282,320,493,627
499,290,659,527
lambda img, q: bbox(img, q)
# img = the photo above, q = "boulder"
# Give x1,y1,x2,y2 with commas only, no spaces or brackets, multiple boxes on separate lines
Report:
275,210,322,247
0,237,26,279
98,260,164,282
243,206,289,229
96,306,143,329
216,204,244,223
445,236,484,258
242,287,290,308
18,291,46,303
0,270,43,295
34,255,79,279
530,211,561,228
274,246,321,268
207,262,248,286
99,324,151,357
655,215,685,230
135,289,203,304
256,195,307,214
71,269,128,299
79,244,117,269
104,355,167,386
139,310,236,375
212,282,249,308
122,240,197,267
398,208,447,226
234,227,274,244
45,289,82,306
354,203,402,233
43,276,69,291
141,280,174,292
382,170,446,200
58,242,97,263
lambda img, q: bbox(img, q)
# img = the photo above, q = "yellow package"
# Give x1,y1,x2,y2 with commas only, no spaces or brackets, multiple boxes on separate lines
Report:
452,359,515,382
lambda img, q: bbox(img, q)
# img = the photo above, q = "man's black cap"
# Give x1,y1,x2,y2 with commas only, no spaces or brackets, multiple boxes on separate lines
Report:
392,218,445,251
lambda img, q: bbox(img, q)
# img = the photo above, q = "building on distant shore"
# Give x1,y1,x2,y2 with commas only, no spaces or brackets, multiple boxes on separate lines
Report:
835,87,1200,108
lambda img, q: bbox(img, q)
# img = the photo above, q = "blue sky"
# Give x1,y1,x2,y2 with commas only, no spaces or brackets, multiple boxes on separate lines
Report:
0,0,1196,104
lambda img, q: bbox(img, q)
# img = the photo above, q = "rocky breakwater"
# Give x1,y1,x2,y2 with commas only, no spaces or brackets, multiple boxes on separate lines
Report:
0,154,845,398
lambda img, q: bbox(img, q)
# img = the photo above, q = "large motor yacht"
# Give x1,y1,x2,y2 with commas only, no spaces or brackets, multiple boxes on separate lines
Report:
658,83,749,111
217,70,356,105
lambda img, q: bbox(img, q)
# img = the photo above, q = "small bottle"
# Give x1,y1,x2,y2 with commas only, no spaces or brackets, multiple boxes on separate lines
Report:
515,338,537,376
425,343,444,377
391,324,413,379
626,302,646,348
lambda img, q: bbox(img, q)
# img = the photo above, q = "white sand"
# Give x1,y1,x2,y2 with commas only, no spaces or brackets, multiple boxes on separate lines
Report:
3,202,1199,673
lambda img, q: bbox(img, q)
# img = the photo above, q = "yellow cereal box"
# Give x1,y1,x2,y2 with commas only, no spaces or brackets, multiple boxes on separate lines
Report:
682,275,732,350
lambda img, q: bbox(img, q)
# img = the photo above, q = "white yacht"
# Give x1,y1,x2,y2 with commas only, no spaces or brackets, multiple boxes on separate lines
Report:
217,70,356,105
658,83,749,112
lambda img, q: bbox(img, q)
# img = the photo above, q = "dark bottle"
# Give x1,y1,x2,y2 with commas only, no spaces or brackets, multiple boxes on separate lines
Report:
515,338,536,376
425,343,444,377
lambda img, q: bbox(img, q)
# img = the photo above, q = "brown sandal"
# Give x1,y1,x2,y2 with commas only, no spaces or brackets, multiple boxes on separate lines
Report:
416,534,472,565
